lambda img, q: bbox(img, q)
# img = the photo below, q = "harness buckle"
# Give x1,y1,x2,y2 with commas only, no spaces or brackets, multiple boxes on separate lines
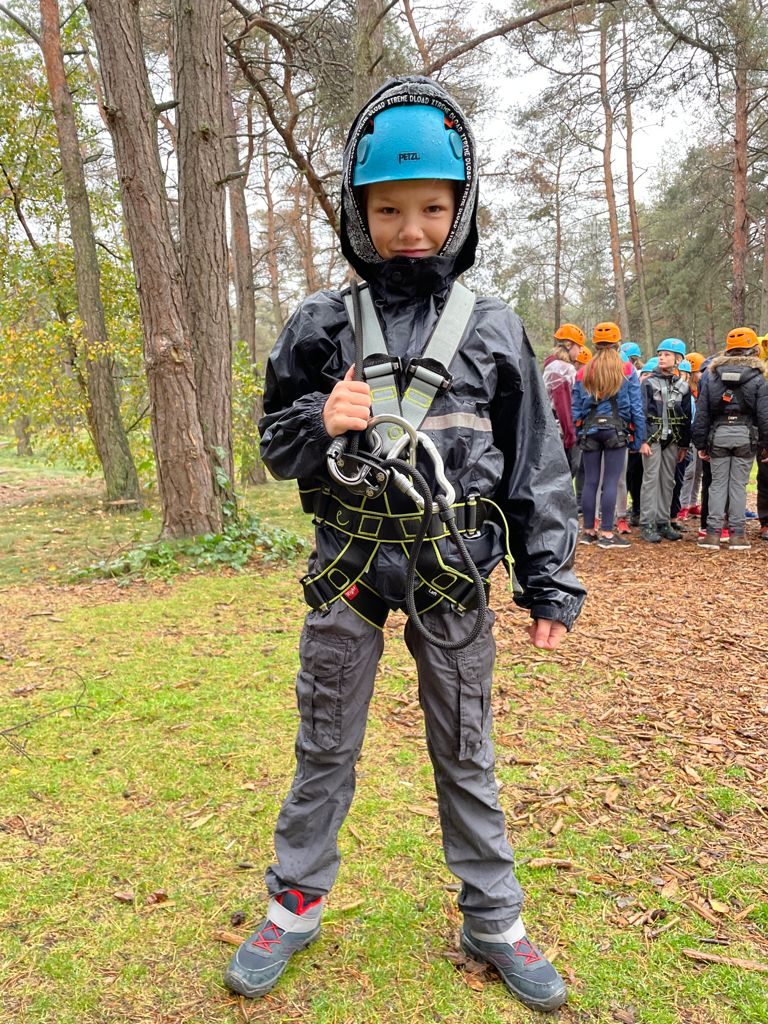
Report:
405,357,453,393
465,491,480,536
362,354,402,382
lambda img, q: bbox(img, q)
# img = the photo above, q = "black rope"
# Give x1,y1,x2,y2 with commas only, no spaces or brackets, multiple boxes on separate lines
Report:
383,457,487,651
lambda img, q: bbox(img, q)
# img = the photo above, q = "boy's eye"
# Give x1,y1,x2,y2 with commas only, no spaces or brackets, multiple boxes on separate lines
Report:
375,206,397,216
426,204,448,214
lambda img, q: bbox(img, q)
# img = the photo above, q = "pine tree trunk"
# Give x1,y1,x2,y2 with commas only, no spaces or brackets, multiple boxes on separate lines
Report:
732,63,749,325
14,416,34,456
85,0,220,538
599,24,630,340
354,0,385,108
223,72,266,486
174,0,234,501
553,155,562,330
760,202,768,333
39,0,141,509
622,22,653,354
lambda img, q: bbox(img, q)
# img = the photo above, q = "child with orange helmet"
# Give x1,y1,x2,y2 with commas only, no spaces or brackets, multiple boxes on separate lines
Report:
572,323,646,547
543,324,586,476
692,328,768,549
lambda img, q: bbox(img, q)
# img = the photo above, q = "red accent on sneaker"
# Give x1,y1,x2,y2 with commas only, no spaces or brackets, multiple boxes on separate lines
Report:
721,528,730,541
512,938,543,966
697,529,706,539
677,509,690,521
616,518,630,534
688,504,701,516
251,922,283,952
277,889,323,916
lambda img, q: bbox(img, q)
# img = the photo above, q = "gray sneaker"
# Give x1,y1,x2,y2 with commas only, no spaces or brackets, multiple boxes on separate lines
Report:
729,532,751,550
460,925,567,1013
640,525,662,543
224,891,322,998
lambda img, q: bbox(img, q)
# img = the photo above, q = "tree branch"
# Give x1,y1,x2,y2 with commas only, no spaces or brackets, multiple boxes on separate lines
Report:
423,0,618,75
643,0,721,60
0,2,41,45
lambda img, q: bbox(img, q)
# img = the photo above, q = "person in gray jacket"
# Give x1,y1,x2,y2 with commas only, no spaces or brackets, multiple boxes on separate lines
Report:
692,327,768,550
224,77,585,1014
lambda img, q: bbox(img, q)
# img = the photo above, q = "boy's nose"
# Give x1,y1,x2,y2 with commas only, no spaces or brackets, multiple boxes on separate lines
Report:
398,217,423,241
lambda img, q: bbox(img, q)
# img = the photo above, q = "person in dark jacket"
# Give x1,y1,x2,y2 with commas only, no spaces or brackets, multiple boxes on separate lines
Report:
638,339,693,543
571,322,646,548
224,77,585,1014
692,327,768,549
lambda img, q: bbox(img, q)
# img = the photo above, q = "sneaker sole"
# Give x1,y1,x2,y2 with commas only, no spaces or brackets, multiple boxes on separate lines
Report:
223,928,320,999
459,931,567,1013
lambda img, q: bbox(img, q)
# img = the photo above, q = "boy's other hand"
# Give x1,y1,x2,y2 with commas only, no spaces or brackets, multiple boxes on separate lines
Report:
323,365,372,437
527,619,568,650
676,446,689,463
639,442,651,456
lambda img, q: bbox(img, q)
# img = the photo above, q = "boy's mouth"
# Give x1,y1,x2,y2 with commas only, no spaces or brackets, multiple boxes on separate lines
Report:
394,249,433,258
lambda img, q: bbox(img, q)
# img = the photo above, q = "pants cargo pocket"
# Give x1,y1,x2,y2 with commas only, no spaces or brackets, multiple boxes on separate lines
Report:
457,633,495,762
297,627,349,750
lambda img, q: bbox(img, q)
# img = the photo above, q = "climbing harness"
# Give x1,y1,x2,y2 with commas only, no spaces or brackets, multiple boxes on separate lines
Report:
302,278,505,651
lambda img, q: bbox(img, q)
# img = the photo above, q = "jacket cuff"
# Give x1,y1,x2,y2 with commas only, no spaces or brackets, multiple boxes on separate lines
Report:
529,596,581,631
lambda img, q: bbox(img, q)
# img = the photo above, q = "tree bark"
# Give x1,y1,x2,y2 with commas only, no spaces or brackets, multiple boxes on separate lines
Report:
354,0,385,109
223,67,266,486
553,150,562,330
599,24,630,340
760,201,768,333
85,0,220,538
174,0,234,499
622,20,653,354
732,61,749,324
39,0,141,508
14,416,34,456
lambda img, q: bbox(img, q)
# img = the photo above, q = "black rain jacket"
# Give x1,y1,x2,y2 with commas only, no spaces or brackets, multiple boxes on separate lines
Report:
692,353,768,451
259,76,585,629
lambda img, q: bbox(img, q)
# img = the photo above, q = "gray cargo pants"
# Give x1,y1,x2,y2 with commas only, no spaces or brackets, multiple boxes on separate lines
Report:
708,423,755,532
265,599,524,932
640,441,679,526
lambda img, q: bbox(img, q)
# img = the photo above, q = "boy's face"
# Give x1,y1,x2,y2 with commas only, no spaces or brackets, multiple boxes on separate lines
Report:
365,179,455,260
657,350,676,372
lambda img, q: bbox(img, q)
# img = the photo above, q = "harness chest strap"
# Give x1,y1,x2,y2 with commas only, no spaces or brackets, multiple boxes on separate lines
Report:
342,280,475,453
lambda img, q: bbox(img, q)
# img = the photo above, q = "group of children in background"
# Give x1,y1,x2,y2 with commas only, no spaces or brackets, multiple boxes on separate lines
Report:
543,323,768,551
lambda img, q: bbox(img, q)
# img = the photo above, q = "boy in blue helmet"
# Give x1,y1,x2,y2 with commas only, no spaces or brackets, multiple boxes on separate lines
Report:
224,77,585,1013
639,339,693,542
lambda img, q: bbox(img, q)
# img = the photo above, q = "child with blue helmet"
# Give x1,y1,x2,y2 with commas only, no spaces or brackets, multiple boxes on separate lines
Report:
224,77,585,1013
638,339,693,542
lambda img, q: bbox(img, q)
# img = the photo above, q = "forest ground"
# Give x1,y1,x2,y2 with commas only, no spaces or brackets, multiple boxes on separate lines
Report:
1,449,767,1024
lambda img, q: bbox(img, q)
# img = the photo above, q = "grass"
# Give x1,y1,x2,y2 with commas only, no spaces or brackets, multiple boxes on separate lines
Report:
1,450,767,1023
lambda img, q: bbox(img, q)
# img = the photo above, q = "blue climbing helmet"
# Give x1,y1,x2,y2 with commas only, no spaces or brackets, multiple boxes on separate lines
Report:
640,357,659,373
657,337,686,356
620,342,642,360
353,104,466,186
678,359,692,373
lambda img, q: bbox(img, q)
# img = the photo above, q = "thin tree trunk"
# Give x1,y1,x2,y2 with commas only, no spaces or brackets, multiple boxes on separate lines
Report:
354,0,385,109
14,416,34,456
622,21,653,353
599,24,630,339
760,201,768,332
174,0,234,500
732,62,749,324
553,151,562,330
85,0,220,538
39,0,141,509
261,109,284,332
223,70,266,486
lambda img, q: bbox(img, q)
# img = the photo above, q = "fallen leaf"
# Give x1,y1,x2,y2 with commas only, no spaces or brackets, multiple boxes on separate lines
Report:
603,785,621,808
112,890,135,903
146,890,169,905
660,878,679,899
526,858,577,870
708,898,730,915
188,812,216,830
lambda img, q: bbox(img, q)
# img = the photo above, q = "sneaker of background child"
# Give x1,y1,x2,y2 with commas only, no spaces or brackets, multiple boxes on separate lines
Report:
677,508,690,521
579,532,598,545
697,528,707,539
688,504,701,516
629,510,641,527
745,509,758,519
760,525,768,541
721,528,730,543
698,532,721,550
616,518,631,534
598,533,631,548
730,532,752,550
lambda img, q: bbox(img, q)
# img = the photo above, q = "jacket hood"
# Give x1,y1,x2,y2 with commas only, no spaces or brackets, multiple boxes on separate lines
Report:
340,76,479,286
709,353,768,377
